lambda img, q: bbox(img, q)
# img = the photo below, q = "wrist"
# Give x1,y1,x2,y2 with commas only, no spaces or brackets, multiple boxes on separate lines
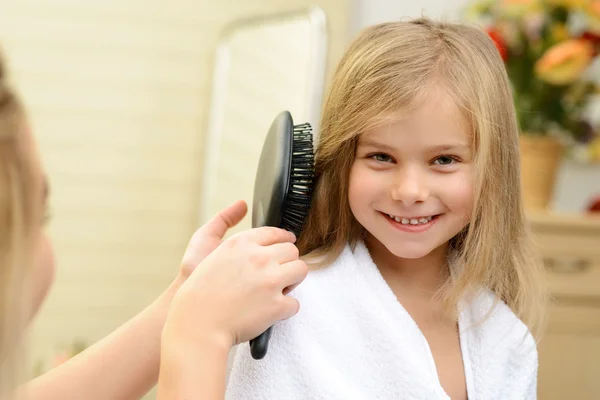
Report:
161,323,231,366
170,272,187,295
162,290,235,352
158,326,230,400
152,276,185,320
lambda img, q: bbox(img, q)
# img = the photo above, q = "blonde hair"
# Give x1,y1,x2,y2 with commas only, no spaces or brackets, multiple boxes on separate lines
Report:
0,51,39,394
297,18,547,336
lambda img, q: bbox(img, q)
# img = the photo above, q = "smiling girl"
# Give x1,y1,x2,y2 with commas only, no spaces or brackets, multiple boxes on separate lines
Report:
225,17,547,400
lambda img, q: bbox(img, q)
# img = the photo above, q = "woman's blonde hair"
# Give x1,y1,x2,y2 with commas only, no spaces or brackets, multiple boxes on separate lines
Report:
297,18,547,336
0,51,40,394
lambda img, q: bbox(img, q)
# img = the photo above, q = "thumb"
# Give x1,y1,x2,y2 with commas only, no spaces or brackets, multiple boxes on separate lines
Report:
201,200,248,239
180,200,249,275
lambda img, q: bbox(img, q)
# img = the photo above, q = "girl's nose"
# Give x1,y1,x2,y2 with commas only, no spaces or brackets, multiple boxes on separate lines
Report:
390,166,429,206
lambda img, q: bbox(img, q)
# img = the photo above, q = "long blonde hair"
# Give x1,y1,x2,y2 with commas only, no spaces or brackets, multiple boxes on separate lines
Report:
0,51,40,394
297,18,547,336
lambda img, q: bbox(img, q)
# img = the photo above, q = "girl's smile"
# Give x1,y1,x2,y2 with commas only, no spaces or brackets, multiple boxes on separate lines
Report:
380,211,441,233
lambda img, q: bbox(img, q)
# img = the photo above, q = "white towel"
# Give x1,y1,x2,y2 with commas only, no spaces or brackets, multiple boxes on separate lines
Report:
225,241,537,400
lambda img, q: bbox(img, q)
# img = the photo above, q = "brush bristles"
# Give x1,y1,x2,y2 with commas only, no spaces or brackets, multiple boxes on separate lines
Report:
281,123,315,238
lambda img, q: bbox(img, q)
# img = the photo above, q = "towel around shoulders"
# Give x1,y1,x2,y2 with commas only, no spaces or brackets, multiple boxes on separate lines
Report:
225,241,538,400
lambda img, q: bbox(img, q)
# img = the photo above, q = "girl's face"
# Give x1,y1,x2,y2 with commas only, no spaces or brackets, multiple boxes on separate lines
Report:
348,87,474,261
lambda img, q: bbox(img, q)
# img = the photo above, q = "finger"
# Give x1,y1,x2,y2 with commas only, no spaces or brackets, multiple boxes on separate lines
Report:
277,259,309,294
200,200,248,239
283,282,302,296
277,296,301,321
244,226,296,246
267,242,300,264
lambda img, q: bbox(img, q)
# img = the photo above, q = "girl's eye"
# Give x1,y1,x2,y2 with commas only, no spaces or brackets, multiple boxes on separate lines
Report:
370,153,393,163
432,155,457,166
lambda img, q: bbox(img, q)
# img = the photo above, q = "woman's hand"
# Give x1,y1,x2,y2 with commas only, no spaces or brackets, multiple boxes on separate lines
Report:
158,202,308,400
164,221,308,349
178,199,249,279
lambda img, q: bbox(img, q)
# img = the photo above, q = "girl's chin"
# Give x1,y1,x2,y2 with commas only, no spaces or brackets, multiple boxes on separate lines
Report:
366,235,439,260
385,246,434,260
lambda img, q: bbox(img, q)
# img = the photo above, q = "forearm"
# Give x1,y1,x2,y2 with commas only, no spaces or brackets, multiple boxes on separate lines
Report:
156,334,230,400
20,277,184,400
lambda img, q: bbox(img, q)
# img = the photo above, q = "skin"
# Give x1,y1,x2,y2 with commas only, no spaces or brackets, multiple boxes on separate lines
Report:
158,226,307,399
348,87,473,400
13,126,308,400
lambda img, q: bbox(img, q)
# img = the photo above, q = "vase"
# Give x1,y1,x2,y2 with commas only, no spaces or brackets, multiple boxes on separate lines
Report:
519,135,564,210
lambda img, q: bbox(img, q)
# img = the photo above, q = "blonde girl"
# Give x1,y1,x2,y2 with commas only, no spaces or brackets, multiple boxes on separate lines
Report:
225,17,547,400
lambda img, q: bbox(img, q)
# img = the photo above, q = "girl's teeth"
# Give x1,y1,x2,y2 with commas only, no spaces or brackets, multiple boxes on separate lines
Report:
388,214,435,225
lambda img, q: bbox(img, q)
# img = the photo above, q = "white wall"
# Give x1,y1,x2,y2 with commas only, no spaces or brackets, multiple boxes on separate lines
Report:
349,0,469,36
348,0,600,212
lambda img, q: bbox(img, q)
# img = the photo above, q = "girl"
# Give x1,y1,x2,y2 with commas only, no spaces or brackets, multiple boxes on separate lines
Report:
0,51,307,399
225,18,547,400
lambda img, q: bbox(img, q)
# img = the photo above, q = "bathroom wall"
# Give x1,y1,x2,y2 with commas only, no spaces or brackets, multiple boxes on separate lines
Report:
0,0,350,390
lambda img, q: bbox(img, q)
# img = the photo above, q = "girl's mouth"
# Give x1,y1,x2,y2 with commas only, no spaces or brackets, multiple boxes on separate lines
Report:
381,212,441,232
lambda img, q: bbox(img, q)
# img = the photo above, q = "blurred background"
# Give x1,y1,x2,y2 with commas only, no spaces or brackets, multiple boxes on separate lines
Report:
0,0,599,399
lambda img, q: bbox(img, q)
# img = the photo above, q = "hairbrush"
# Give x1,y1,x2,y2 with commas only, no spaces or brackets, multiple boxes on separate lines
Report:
249,110,315,360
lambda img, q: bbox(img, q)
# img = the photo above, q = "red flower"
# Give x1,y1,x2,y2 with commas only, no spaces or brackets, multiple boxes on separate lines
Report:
587,195,600,213
581,31,600,55
487,28,508,61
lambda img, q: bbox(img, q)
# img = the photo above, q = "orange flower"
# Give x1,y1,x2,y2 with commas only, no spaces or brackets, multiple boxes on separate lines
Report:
535,39,594,85
498,0,541,16
586,0,600,34
546,0,585,7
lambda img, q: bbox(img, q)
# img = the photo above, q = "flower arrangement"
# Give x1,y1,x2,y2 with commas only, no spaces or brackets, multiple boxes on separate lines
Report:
466,0,600,163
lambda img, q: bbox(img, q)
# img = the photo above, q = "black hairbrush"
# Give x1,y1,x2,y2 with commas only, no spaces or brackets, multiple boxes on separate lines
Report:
249,110,315,360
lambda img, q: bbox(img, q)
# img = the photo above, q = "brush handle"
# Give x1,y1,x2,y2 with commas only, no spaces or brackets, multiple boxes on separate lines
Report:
249,326,273,359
